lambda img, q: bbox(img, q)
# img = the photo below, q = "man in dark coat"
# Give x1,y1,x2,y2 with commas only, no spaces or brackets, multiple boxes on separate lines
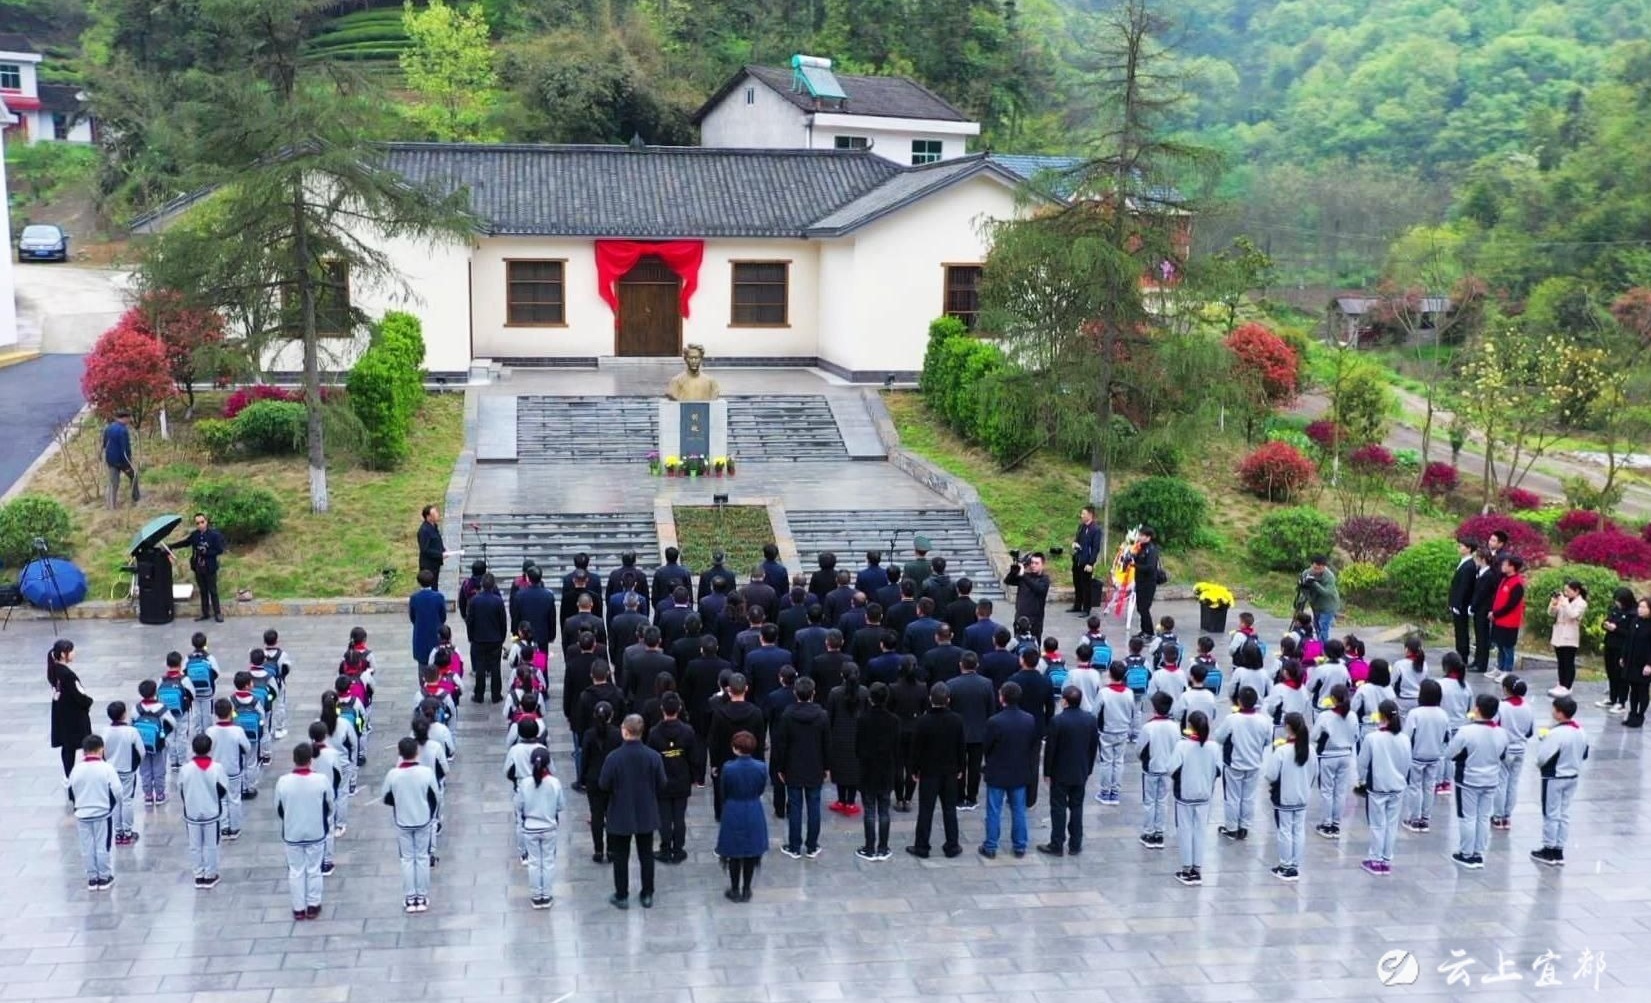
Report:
681,637,732,739
979,680,1039,858
652,547,694,606
823,571,858,628
921,557,958,611
760,543,790,596
697,580,730,633
943,579,977,640
1071,505,1104,615
509,566,557,651
465,573,508,705
708,674,766,822
625,627,677,706
560,554,602,627
865,632,906,688
762,666,798,819
740,568,780,625
561,631,605,783
733,607,766,671
921,624,966,685
946,652,996,810
773,676,832,857
791,607,830,679
810,631,854,696
1003,552,1052,642
874,566,904,612
608,593,651,658
173,511,228,622
1040,685,1099,856
906,681,965,859
656,586,698,647
698,551,737,600
902,537,933,596
776,587,813,648
417,504,445,589
807,554,839,606
668,615,703,675
606,552,651,611
598,715,668,908
979,628,1020,689
902,598,944,661
884,581,919,646
856,551,890,597
715,598,747,668
1124,529,1161,638
1470,548,1499,673
562,594,606,655
1448,537,1477,662
645,694,702,864
744,624,794,703
836,593,870,650
851,606,887,667
408,570,447,670
576,662,627,740
1006,648,1053,735
964,599,1004,656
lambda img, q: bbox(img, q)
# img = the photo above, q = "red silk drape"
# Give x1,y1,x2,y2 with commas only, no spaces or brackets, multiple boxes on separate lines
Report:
594,240,705,329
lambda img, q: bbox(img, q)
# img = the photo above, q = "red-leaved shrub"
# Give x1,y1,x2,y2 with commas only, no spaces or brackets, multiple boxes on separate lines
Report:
1336,516,1410,565
1348,444,1395,472
81,320,176,428
1641,522,1651,545
1557,509,1617,542
222,385,333,419
1305,420,1341,451
1238,441,1317,502
1224,323,1300,408
1501,486,1542,511
1420,462,1459,495
1456,514,1549,563
1565,530,1651,580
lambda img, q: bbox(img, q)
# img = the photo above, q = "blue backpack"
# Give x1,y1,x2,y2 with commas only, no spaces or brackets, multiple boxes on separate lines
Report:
157,677,187,714
1089,640,1113,668
185,653,214,697
338,699,365,738
1195,656,1223,696
1045,659,1069,692
251,671,275,711
134,707,166,753
1124,656,1150,694
233,697,261,741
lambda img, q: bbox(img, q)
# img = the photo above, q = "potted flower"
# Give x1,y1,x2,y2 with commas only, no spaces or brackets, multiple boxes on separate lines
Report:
1193,581,1235,634
725,455,736,476
712,456,727,477
664,456,681,477
686,454,706,477
646,450,661,475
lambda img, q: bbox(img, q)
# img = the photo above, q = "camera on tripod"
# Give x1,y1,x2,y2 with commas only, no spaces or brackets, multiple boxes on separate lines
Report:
32,537,49,556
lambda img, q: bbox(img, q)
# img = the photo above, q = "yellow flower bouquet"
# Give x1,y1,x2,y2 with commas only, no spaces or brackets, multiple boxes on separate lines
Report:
1193,581,1235,608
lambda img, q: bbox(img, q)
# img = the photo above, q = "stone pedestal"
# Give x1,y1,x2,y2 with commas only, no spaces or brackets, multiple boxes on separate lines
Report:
658,399,728,461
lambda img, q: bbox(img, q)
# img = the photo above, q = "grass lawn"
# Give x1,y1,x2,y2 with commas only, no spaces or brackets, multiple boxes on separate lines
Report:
27,393,464,600
673,505,772,574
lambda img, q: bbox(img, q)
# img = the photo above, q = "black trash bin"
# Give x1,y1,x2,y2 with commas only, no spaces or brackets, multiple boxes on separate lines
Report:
136,548,175,625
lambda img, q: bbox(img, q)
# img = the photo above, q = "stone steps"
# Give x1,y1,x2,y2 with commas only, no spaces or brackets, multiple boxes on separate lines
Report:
785,508,1002,601
515,395,848,463
459,512,659,579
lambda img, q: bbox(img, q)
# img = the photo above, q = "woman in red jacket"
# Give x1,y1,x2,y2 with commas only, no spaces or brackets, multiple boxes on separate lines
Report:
1489,556,1526,680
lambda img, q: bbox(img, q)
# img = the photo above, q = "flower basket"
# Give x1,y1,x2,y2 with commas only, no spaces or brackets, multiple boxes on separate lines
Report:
1193,581,1234,634
647,450,662,476
685,454,706,477
664,457,681,477
725,456,736,476
712,456,727,477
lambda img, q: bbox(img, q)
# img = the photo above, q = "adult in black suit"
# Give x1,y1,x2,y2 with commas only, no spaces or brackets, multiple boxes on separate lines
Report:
463,573,508,704
905,681,965,859
652,547,693,604
715,599,747,668
943,579,977,641
823,571,858,628
884,581,919,645
807,553,839,606
856,551,890,597
979,682,1040,858
740,569,780,625
668,615,703,675
656,586,697,647
979,628,1020,689
743,624,794,703
1039,685,1099,856
963,600,1004,656
560,554,602,627
681,637,732,738
1470,548,1498,673
776,587,813,648
598,715,668,909
562,594,606,654
606,552,651,607
760,543,790,596
708,674,767,821
850,606,887,667
609,591,651,651
946,652,996,810
874,567,904,612
836,594,869,650
625,628,678,706
902,598,944,661
921,625,966,685
563,631,606,780
921,557,958,611
791,607,830,679
810,631,854,697
1448,538,1478,661
416,505,445,589
1071,505,1103,614
1006,648,1053,734
510,566,558,652
698,551,737,600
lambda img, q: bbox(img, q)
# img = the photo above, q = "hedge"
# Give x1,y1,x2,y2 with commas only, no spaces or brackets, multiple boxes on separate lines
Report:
919,316,1035,463
189,481,282,543
1247,506,1335,572
1111,477,1208,550
1524,565,1622,654
347,312,427,469
1383,538,1461,619
0,495,74,568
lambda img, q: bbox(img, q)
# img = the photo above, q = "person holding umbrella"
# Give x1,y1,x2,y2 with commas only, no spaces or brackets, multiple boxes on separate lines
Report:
171,513,226,622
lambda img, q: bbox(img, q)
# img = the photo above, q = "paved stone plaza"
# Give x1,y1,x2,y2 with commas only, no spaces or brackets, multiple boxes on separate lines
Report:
2,603,1647,1003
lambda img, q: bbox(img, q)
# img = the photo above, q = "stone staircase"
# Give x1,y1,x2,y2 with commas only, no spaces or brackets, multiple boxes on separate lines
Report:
516,395,847,463
785,508,1002,601
460,512,659,577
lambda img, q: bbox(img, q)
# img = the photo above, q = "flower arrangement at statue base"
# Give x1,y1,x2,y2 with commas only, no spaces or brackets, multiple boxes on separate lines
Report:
1193,581,1235,633
685,454,707,477
647,450,661,475
713,456,736,477
663,456,681,477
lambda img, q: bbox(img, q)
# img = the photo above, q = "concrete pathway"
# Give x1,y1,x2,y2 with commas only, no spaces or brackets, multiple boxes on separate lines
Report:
0,353,85,497
12,263,130,354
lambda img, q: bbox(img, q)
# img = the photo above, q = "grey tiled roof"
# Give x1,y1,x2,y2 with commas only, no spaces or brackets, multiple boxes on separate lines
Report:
38,84,83,114
694,65,971,124
806,155,1026,236
381,143,904,238
0,33,37,54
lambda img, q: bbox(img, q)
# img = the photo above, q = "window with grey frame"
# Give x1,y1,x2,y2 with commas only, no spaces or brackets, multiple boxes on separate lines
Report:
911,139,943,165
731,262,789,326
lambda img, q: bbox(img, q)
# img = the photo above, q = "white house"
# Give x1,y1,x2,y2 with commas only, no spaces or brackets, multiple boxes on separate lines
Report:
0,33,95,144
0,93,17,350
694,56,981,167
134,142,1033,382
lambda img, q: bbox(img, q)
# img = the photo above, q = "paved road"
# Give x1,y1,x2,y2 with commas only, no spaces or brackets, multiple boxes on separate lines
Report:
0,352,84,496
12,262,130,353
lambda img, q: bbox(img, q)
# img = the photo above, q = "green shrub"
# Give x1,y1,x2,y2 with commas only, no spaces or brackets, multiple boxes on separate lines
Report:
189,481,282,543
1525,565,1622,654
194,418,240,460
1383,538,1462,619
1141,440,1185,477
1338,561,1387,597
1265,427,1313,453
373,310,426,369
233,400,306,455
1247,506,1336,572
1514,506,1565,540
0,494,74,567
1111,477,1209,550
348,350,410,468
919,315,1034,463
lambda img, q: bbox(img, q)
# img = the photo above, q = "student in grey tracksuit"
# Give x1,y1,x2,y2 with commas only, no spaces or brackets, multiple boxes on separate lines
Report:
504,718,546,863
1492,676,1535,829
1263,711,1316,880
206,700,254,838
67,736,122,889
275,744,334,919
102,703,146,844
1402,680,1450,830
1168,711,1221,885
1349,660,1396,741
1357,700,1411,874
1310,687,1358,837
1306,641,1351,718
323,692,360,798
1264,663,1311,739
1137,692,1180,847
308,722,346,874
177,734,229,888
1095,666,1137,805
1392,645,1429,715
134,681,177,805
1531,696,1588,866
1212,687,1273,839
517,746,566,908
410,718,448,867
383,737,443,913
261,632,294,739
1444,693,1509,867
1171,667,1219,730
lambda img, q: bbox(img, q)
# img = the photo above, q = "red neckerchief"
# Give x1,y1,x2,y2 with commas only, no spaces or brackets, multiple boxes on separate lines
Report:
398,760,419,769
1107,683,1129,692
83,755,103,762
1150,714,1169,721
193,756,213,769
1161,664,1180,673
1476,719,1500,728
1283,679,1302,690
215,719,233,727
234,690,252,699
293,767,312,775
1240,708,1258,715
1560,720,1581,729
164,671,184,680
1508,696,1524,706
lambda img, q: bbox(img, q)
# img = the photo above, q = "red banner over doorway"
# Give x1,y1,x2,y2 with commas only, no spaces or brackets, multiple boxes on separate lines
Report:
594,240,705,328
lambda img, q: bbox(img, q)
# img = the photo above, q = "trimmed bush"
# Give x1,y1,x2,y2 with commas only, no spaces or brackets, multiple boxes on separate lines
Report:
1525,565,1622,654
233,400,307,455
1564,530,1651,580
1500,486,1542,511
1237,441,1317,502
1456,513,1550,563
348,312,428,469
918,316,1035,463
1304,420,1340,451
0,494,74,567
374,310,426,369
1247,506,1336,572
1348,444,1395,472
224,384,300,419
1111,477,1208,550
1515,507,1565,540
1384,538,1462,618
1338,561,1387,598
194,418,240,460
189,481,282,543
1420,462,1459,495
1335,516,1409,566
1557,509,1616,542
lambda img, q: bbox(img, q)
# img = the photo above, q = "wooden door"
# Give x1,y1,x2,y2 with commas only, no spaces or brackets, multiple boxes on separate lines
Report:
616,256,682,357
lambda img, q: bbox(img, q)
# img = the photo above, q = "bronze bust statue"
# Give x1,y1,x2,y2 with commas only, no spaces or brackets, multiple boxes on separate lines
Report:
665,343,721,401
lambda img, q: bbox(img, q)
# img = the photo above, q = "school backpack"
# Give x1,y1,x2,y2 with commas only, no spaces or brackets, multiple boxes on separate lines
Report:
422,688,453,726
134,707,166,753
457,575,482,612
1195,656,1223,696
1124,656,1150,694
338,699,365,737
157,677,187,714
1090,640,1113,668
250,671,275,710
1234,635,1265,670
185,652,214,697
1151,632,1180,669
263,646,289,680
233,697,261,741
1045,659,1069,692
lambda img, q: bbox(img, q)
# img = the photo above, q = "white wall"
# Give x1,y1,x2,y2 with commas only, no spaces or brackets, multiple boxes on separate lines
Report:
0,118,15,348
24,110,93,144
470,237,821,360
0,56,40,98
809,126,967,165
698,80,806,149
822,173,1016,375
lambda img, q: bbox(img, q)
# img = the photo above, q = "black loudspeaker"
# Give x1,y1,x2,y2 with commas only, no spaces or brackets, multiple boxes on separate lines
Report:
136,550,175,625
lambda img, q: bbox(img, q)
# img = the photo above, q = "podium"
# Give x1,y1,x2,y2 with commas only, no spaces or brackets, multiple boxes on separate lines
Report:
658,400,728,460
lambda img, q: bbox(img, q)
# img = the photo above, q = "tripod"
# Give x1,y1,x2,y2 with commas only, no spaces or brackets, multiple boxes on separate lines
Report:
1,541,69,636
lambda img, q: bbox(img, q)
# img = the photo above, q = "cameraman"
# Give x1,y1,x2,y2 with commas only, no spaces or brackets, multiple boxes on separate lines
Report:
1003,551,1051,640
